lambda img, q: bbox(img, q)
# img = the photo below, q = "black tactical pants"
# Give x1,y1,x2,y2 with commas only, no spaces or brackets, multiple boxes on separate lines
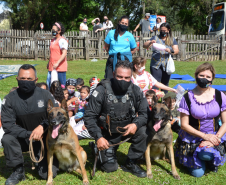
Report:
99,125,148,173
1,134,59,180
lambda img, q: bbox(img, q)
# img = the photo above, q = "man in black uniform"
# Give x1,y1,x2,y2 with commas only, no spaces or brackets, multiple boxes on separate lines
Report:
1,64,59,185
84,60,148,177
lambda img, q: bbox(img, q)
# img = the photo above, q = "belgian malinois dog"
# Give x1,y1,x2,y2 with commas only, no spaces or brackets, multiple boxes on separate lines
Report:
46,99,89,185
145,97,180,180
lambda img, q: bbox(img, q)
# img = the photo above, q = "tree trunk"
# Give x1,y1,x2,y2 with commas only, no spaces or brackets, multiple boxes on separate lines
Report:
143,0,145,17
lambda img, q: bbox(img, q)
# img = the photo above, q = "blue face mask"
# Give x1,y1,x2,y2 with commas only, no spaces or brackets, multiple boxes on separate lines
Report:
67,89,75,95
52,30,57,36
83,22,87,24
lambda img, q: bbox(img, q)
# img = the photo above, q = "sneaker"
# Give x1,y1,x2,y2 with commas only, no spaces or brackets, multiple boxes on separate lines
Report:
121,158,146,178
206,161,218,172
5,164,25,185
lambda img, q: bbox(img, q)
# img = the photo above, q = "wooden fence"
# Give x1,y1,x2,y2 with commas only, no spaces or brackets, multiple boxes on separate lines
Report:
0,29,224,61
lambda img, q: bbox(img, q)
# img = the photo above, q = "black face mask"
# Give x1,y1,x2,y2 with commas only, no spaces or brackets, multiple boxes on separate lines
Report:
196,77,212,88
119,24,128,32
96,20,99,23
52,30,57,36
111,78,131,95
160,31,168,37
18,80,36,93
83,21,87,24
104,19,108,22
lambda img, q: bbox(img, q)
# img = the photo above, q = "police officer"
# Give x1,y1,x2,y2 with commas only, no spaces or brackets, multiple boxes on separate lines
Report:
1,64,59,185
84,60,148,177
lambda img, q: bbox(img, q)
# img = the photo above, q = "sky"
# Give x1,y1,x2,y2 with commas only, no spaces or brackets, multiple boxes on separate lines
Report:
0,3,11,14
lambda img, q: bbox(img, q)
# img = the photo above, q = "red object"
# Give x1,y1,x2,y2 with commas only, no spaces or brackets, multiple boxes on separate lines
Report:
40,22,44,30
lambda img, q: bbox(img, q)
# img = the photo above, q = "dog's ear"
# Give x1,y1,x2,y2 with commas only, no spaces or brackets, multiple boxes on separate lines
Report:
152,95,158,106
165,97,172,110
47,99,53,112
61,99,68,112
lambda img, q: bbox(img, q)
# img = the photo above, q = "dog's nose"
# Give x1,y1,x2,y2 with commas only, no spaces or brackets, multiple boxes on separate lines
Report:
51,119,56,125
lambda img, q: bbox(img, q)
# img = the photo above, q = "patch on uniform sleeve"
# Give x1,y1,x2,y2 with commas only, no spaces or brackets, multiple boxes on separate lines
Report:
92,90,99,97
2,98,6,105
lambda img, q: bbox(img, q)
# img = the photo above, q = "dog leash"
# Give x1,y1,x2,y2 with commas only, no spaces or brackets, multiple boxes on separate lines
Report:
91,126,132,177
29,127,48,168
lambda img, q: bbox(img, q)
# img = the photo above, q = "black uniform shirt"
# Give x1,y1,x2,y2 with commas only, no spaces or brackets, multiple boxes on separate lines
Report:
1,87,58,139
84,83,148,141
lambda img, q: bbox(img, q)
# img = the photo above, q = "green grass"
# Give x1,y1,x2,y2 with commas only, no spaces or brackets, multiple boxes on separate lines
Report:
0,59,226,184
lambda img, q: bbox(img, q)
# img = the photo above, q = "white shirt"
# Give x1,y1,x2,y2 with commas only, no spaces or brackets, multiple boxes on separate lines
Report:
80,23,88,30
51,38,68,50
103,21,113,30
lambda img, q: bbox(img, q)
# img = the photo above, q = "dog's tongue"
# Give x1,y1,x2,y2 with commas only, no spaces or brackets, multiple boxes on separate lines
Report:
52,124,61,139
153,120,163,132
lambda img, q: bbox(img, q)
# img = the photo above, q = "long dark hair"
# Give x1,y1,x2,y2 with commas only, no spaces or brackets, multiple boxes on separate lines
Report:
160,22,173,46
114,15,129,41
53,22,65,36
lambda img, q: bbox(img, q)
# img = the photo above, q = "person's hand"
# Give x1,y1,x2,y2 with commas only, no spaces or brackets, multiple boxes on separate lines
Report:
122,123,137,136
29,125,44,141
133,29,136,32
95,29,99,33
148,40,156,49
199,141,214,148
97,137,109,151
165,48,171,53
53,63,58,69
170,89,177,94
203,134,221,146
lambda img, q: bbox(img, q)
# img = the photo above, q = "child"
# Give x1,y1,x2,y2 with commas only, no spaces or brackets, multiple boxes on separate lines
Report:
36,82,48,90
163,92,181,133
89,77,100,95
62,87,69,101
76,78,84,92
131,57,177,96
145,90,156,111
70,86,93,140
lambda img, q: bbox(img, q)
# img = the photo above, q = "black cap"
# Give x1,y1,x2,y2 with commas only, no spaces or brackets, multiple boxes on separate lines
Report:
66,78,77,87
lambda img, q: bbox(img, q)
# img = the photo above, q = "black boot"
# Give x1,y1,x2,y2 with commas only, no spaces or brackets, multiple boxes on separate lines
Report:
89,142,99,160
121,158,146,178
206,161,218,172
5,164,25,185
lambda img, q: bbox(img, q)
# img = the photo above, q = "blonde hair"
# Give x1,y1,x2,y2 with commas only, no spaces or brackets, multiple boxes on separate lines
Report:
132,57,146,79
195,62,216,80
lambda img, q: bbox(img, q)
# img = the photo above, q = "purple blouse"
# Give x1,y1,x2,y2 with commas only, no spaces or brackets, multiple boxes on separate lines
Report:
178,91,226,133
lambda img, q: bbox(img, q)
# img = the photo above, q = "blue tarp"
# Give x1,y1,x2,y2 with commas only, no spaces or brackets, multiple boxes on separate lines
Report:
173,83,226,91
0,74,15,80
215,74,226,79
149,15,157,30
170,74,195,81
0,64,38,74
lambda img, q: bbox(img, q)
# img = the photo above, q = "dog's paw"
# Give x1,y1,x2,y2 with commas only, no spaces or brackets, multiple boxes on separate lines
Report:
147,173,153,179
83,180,89,185
173,174,180,180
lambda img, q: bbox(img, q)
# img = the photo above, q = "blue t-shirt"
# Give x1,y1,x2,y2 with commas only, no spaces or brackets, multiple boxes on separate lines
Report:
104,30,137,55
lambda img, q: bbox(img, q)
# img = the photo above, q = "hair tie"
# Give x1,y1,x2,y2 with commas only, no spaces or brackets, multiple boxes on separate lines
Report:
55,22,61,30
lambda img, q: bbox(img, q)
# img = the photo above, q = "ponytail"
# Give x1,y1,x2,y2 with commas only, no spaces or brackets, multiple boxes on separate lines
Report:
114,15,129,41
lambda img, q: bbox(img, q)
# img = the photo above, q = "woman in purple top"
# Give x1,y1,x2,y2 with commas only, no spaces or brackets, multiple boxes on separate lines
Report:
175,62,226,177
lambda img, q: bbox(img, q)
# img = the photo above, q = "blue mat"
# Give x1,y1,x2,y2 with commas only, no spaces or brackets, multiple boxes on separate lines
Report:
170,74,195,81
174,83,226,91
0,74,15,80
215,74,226,79
0,64,38,74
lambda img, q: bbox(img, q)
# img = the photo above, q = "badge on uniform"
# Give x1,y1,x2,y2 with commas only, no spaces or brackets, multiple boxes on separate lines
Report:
38,100,44,108
2,99,6,105
92,90,99,97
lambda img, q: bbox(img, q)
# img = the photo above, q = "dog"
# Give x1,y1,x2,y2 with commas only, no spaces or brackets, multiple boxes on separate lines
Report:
46,99,89,185
145,97,180,180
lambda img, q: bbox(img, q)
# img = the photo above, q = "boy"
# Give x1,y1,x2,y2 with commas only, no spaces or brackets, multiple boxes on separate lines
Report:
163,92,181,133
76,78,84,92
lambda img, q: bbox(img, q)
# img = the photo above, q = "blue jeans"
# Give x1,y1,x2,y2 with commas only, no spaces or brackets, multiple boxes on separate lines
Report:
188,151,214,177
46,71,66,89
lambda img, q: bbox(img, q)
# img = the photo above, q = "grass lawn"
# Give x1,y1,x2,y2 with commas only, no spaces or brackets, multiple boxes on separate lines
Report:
0,59,226,184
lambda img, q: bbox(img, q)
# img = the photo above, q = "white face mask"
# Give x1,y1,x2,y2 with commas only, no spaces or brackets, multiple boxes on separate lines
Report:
138,66,145,73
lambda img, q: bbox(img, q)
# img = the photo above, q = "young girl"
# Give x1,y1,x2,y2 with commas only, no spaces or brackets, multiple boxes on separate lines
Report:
69,86,93,140
131,57,177,97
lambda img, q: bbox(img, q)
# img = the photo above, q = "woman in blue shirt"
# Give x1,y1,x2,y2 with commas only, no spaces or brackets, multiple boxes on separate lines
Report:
104,15,137,79
143,23,179,93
